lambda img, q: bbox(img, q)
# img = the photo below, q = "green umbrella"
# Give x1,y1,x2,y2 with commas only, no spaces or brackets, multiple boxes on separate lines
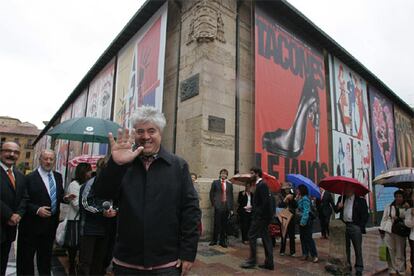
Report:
46,117,121,143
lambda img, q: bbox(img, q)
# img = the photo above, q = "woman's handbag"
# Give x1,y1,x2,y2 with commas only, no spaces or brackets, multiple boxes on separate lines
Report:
390,206,410,237
391,217,410,237
63,213,80,248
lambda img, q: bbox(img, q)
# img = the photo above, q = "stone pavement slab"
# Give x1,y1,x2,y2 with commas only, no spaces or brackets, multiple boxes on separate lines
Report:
6,228,389,275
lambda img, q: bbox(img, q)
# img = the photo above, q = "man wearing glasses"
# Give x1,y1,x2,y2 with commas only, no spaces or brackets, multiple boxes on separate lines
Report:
0,142,27,276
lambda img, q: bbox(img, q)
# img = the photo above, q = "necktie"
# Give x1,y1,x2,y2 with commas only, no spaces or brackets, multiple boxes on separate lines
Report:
48,173,57,214
221,180,226,202
7,169,15,189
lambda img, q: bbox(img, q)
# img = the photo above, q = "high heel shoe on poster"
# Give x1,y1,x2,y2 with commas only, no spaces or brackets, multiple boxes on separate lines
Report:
262,76,321,162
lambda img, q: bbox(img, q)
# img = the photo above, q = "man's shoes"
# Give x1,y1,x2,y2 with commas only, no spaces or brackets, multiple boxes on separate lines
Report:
289,253,296,257
279,252,285,256
301,255,309,261
312,257,319,263
258,264,274,270
240,260,256,269
209,241,217,246
219,242,228,248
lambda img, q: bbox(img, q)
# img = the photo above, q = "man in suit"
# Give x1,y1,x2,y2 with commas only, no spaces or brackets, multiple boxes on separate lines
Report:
316,188,335,239
17,149,72,275
209,168,234,247
241,167,274,270
335,186,369,276
0,142,27,276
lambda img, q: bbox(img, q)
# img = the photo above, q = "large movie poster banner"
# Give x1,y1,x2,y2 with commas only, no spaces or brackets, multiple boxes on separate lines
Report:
329,57,372,208
114,3,167,128
254,7,330,183
394,107,413,167
84,60,115,156
67,90,88,182
55,106,72,180
369,87,397,211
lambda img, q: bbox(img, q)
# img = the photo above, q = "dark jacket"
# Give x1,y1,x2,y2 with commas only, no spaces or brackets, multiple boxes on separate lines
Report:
316,191,335,217
19,169,64,239
94,147,201,267
0,166,27,243
210,179,234,211
335,195,369,234
79,178,110,237
237,191,253,215
252,179,272,222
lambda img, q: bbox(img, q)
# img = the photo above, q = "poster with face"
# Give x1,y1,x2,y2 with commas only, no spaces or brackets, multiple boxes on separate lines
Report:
254,6,330,184
394,107,413,167
329,57,372,208
114,3,167,129
84,60,115,156
369,87,397,211
55,106,72,179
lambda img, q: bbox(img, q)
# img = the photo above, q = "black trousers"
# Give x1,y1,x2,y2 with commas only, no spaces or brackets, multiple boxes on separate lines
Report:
345,223,363,273
113,264,181,275
0,241,12,276
319,213,331,237
16,232,55,276
239,211,252,242
280,216,296,254
212,207,229,243
78,235,109,276
248,219,273,266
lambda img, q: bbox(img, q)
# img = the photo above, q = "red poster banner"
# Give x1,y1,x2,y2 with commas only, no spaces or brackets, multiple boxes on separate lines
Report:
255,7,329,184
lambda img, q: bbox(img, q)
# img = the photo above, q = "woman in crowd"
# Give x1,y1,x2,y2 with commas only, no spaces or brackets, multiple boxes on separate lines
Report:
65,162,92,275
296,184,318,263
380,190,407,275
404,190,414,275
237,183,253,244
78,158,117,275
278,182,297,256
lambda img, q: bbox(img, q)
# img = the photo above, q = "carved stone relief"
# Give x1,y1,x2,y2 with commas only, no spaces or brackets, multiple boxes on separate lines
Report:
187,0,226,45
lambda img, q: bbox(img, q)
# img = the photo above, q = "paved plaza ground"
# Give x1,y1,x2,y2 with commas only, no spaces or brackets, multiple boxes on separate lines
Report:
6,228,391,275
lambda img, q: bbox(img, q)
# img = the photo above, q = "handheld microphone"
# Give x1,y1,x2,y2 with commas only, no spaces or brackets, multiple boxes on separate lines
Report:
102,201,112,211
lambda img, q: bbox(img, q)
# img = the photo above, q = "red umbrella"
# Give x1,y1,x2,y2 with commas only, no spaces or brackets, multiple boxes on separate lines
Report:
229,174,253,186
319,176,370,197
68,154,105,171
230,173,281,192
262,172,281,193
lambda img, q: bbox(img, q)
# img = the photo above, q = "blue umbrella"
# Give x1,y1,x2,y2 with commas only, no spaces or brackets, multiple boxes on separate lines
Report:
286,174,321,199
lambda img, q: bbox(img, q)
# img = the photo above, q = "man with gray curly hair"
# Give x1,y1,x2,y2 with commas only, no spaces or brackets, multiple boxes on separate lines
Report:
94,105,201,276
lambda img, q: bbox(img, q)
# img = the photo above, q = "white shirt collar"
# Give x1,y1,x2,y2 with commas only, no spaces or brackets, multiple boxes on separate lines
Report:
38,166,53,177
0,161,12,172
256,178,262,185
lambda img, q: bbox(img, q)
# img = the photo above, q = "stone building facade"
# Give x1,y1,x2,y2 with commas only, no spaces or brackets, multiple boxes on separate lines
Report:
0,116,40,173
34,0,414,239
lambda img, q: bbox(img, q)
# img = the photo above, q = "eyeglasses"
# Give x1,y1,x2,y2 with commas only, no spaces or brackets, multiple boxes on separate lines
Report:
1,149,21,155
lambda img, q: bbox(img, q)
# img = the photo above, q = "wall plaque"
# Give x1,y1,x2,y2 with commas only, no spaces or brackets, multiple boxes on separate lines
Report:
208,116,225,133
180,74,199,102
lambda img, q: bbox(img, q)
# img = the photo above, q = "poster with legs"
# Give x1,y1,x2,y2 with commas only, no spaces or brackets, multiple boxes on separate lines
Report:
329,56,372,208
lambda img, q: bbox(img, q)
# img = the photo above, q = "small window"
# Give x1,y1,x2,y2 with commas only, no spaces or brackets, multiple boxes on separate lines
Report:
26,152,31,159
1,137,5,143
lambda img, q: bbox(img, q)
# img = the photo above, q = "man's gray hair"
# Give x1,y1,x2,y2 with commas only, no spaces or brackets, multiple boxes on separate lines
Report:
131,106,166,132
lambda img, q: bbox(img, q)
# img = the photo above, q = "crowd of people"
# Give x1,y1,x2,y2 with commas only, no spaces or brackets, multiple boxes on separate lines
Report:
0,105,411,276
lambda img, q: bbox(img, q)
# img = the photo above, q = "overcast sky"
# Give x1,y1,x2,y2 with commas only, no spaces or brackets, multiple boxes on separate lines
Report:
0,0,413,129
